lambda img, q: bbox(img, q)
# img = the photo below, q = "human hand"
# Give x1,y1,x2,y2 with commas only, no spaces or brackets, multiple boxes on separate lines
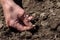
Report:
2,0,34,31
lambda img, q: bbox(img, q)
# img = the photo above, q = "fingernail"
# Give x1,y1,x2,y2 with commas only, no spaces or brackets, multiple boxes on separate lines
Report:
28,16,33,20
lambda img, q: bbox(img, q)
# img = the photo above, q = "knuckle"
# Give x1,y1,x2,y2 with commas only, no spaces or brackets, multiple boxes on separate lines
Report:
6,20,14,27
19,9,24,15
9,20,14,26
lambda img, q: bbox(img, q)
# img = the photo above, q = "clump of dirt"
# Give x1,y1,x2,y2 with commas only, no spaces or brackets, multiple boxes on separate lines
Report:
0,0,60,40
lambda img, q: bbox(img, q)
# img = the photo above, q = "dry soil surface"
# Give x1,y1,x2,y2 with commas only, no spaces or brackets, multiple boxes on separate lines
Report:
0,0,60,40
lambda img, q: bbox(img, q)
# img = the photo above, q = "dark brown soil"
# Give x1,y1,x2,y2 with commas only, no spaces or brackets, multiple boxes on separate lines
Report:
1,0,60,40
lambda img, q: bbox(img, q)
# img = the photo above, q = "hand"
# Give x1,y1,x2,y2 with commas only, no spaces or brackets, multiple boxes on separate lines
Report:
2,0,34,31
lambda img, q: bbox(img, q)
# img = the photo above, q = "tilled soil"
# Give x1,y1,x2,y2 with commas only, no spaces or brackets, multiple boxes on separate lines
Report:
0,0,60,40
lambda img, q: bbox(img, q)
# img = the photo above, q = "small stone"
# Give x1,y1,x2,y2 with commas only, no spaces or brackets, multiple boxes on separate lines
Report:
20,32,26,37
51,13,56,16
57,26,60,32
25,32,32,38
41,21,48,26
57,2,60,7
32,13,36,17
50,21,59,29
40,12,48,20
51,23,57,29
20,31,32,38
49,9,56,16
32,34,39,39
22,0,30,7
50,9,53,13
40,13,46,17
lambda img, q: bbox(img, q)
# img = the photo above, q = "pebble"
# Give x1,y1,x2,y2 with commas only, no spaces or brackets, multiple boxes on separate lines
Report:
20,31,32,38
40,12,49,20
40,13,46,17
50,9,56,16
32,34,39,39
50,23,57,29
22,0,30,7
57,2,60,7
50,9,53,13
41,21,48,26
57,26,60,32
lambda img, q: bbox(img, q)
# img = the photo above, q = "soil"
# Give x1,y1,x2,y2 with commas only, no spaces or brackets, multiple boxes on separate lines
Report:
0,0,60,40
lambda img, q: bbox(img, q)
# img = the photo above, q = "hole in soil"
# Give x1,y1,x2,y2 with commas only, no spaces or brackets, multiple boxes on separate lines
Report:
43,15,48,20
31,20,36,24
9,27,20,33
29,25,39,34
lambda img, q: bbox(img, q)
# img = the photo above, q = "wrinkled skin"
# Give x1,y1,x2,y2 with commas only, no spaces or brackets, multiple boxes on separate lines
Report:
1,0,34,31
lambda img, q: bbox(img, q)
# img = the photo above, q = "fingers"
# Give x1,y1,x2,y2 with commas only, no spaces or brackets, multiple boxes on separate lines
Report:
7,20,33,31
25,15,33,21
15,21,33,31
15,23,33,31
23,15,33,26
28,16,33,21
